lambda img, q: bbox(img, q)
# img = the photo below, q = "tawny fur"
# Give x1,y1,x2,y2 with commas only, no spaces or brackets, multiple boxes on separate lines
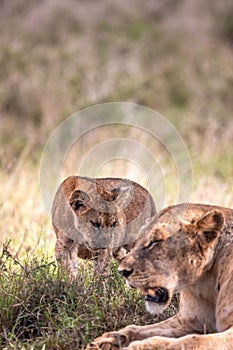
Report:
52,176,156,278
87,203,233,350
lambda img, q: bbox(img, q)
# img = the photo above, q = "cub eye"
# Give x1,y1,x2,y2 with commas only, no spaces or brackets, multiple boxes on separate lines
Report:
111,221,117,228
91,221,101,228
70,200,85,212
74,201,84,210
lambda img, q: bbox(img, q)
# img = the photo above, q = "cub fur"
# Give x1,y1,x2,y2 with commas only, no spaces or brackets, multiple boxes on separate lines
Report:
87,203,233,350
52,176,156,278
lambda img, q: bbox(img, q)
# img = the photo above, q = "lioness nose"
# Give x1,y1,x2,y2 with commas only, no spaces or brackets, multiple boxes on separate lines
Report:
118,268,134,278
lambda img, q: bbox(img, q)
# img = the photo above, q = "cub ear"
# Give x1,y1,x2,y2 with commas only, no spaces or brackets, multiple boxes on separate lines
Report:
196,210,225,243
69,190,90,212
111,186,133,207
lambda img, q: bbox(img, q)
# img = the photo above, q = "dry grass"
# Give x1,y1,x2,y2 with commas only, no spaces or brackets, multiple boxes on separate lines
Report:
0,0,232,348
0,244,179,349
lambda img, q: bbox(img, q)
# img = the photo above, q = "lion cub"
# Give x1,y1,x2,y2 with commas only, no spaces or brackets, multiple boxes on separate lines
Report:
52,176,156,278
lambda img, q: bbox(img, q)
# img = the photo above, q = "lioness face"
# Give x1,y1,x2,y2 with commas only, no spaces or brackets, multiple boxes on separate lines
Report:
119,209,224,315
69,186,132,249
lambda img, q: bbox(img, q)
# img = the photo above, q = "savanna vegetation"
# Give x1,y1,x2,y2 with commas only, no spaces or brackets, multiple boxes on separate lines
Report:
0,0,232,349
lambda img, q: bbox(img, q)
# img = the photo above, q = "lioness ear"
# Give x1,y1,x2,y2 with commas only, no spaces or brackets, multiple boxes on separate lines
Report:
111,186,133,207
196,210,225,243
69,190,90,212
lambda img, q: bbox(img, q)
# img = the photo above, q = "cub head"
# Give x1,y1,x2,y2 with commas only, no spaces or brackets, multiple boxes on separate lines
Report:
69,185,132,249
118,209,224,315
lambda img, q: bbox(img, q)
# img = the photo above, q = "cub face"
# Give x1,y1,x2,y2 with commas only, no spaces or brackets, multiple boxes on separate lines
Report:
69,185,132,249
119,208,225,315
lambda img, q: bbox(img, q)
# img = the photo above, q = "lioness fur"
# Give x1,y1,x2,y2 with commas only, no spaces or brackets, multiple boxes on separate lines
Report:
87,203,233,350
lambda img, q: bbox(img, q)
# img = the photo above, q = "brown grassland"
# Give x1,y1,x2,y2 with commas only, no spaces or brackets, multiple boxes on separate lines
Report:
0,0,232,349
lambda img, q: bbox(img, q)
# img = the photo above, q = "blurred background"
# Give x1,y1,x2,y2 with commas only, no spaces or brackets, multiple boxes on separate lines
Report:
0,0,232,255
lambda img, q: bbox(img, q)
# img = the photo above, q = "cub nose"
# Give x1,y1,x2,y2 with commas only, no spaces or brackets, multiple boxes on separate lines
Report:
118,268,134,278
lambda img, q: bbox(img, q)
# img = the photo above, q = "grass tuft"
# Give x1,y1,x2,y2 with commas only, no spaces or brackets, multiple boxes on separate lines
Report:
0,243,178,349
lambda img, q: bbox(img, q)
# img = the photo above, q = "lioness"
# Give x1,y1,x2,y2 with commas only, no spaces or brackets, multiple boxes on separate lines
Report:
87,203,233,350
52,176,155,278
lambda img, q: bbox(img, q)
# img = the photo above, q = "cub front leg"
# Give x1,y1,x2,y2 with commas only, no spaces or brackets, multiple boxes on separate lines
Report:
93,249,112,275
54,227,79,281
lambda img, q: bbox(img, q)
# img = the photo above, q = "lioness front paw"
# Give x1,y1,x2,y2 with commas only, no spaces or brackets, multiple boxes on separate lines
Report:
86,332,128,350
123,337,175,350
122,340,144,350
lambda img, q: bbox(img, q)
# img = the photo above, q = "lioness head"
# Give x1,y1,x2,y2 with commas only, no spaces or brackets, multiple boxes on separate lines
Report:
69,185,132,249
118,208,225,315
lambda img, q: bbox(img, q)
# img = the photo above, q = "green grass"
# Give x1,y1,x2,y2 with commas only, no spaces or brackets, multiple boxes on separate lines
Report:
0,0,232,348
0,243,178,350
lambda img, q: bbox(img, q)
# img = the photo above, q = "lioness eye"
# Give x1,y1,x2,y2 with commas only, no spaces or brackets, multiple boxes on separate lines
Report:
145,239,162,250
